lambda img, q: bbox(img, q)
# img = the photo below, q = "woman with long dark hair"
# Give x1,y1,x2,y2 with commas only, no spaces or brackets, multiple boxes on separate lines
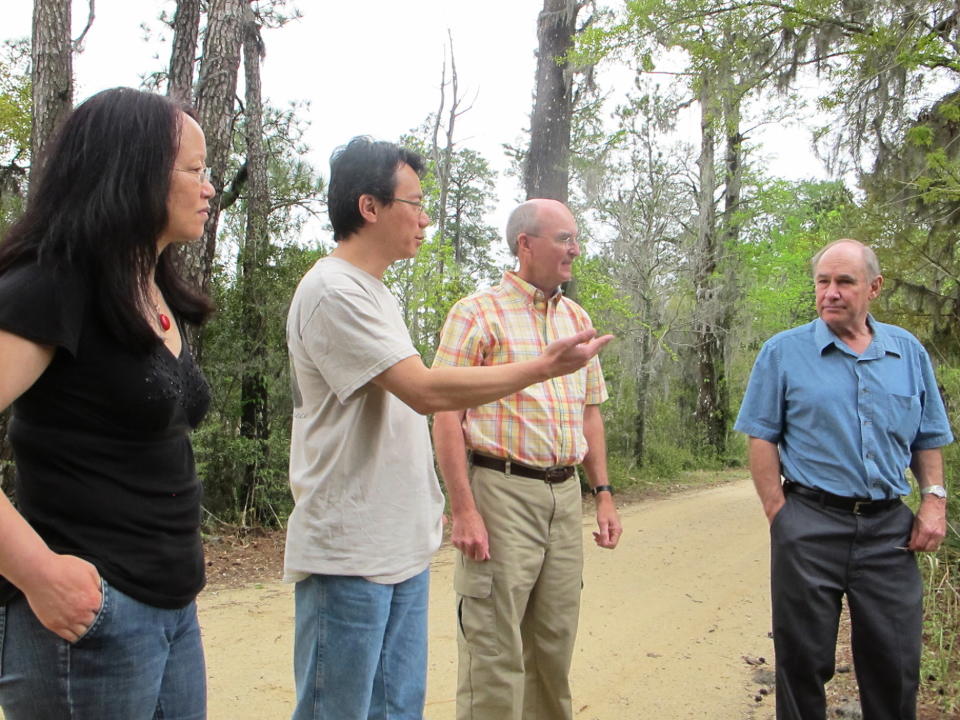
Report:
0,87,215,719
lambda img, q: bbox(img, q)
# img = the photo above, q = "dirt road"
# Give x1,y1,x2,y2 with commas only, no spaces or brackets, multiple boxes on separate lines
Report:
199,479,777,719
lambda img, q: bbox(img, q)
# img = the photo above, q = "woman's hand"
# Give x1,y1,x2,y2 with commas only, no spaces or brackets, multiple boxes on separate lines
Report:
21,553,103,643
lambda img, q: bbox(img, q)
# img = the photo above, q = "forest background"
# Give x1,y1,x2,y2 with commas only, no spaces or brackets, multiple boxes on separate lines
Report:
2,0,959,712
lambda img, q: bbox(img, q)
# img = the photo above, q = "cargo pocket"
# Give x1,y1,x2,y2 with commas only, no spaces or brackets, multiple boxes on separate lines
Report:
454,555,499,657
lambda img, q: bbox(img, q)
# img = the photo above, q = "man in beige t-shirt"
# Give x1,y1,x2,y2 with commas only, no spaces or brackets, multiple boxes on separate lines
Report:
285,136,612,720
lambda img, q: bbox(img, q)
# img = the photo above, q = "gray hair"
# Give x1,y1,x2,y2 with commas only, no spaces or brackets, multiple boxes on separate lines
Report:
505,201,541,256
811,239,881,280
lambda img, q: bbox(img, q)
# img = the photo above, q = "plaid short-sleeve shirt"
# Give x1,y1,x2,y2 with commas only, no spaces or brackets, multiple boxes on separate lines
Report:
432,271,607,467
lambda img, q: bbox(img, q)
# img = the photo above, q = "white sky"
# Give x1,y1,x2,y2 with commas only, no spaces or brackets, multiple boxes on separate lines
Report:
6,0,829,245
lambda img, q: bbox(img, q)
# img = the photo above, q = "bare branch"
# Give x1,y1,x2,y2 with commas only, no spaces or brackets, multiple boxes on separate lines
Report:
73,0,96,52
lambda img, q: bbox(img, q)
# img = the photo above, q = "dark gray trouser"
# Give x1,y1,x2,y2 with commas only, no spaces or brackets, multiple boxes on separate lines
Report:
770,492,922,720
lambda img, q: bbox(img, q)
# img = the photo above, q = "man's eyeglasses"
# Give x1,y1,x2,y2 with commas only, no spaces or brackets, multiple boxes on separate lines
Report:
392,197,427,214
525,232,579,248
175,166,212,184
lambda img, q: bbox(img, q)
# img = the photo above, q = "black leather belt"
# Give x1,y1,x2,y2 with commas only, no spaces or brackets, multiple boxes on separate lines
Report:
783,480,900,516
471,453,575,483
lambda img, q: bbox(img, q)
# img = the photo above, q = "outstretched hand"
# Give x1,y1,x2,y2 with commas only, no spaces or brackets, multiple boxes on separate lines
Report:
543,329,614,379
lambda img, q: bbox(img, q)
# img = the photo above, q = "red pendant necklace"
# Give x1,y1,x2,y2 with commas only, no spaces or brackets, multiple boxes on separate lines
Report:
154,295,171,332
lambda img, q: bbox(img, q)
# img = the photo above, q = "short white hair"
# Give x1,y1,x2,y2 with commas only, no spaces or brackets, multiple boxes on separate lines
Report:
811,239,881,279
504,201,541,256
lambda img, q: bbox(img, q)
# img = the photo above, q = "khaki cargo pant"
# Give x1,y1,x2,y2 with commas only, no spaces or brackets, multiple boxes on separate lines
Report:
455,464,583,720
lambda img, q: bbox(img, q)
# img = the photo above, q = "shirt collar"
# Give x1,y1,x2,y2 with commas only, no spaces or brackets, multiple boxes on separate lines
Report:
814,314,900,359
502,271,563,306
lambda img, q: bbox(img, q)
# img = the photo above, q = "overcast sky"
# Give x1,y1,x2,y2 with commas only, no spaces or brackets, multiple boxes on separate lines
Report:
7,1,827,245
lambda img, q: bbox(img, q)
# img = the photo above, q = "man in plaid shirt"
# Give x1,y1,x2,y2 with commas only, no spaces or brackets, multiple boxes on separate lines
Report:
432,198,622,720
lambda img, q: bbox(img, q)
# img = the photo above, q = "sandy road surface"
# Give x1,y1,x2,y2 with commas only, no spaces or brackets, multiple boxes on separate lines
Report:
200,479,777,719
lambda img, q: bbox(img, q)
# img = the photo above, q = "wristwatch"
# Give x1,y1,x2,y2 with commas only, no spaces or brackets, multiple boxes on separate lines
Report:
920,485,948,499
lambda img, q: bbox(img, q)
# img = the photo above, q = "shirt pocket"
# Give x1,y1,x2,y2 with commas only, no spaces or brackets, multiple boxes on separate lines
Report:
885,393,922,446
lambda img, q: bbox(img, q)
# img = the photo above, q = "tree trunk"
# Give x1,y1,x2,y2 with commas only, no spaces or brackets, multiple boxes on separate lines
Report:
439,59,457,262
7,0,74,488
711,92,745,456
692,73,727,457
167,0,201,106
237,1,270,526
690,63,746,459
29,0,73,190
430,36,461,249
429,60,447,238
720,85,743,252
183,0,243,305
525,0,578,203
633,323,653,467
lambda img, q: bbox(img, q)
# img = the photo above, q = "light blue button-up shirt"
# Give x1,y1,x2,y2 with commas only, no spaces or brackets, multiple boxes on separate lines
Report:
734,316,953,499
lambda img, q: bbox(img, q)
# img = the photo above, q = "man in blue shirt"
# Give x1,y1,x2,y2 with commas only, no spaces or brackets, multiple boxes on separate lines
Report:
735,239,952,720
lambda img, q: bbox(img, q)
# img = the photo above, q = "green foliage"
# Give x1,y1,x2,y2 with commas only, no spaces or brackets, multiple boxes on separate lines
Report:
0,40,30,234
574,254,634,330
384,128,504,362
0,58,30,161
385,234,477,363
598,449,697,493
642,441,703,478
736,179,859,339
936,367,960,548
193,101,326,527
0,108,27,158
602,457,748,499
937,100,960,124
919,552,960,714
906,124,935,149
198,240,324,526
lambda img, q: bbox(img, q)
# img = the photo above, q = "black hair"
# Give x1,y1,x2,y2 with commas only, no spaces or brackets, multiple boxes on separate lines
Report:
327,136,425,241
0,86,212,351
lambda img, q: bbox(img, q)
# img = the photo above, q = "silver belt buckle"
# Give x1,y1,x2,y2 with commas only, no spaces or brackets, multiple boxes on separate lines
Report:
852,500,867,515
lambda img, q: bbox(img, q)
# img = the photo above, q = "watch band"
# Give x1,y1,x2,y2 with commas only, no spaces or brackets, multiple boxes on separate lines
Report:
591,484,614,496
920,485,947,499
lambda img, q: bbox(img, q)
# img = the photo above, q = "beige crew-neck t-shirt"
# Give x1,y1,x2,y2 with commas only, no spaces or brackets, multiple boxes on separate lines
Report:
284,257,443,585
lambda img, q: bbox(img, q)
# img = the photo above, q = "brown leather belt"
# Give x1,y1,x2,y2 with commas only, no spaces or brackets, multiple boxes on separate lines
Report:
471,452,576,483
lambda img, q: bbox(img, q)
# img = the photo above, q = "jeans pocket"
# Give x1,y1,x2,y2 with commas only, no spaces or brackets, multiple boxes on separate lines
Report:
74,577,108,646
454,556,498,657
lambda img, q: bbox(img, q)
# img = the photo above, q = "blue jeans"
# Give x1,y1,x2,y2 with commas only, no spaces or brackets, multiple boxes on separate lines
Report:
0,578,206,719
293,568,430,720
